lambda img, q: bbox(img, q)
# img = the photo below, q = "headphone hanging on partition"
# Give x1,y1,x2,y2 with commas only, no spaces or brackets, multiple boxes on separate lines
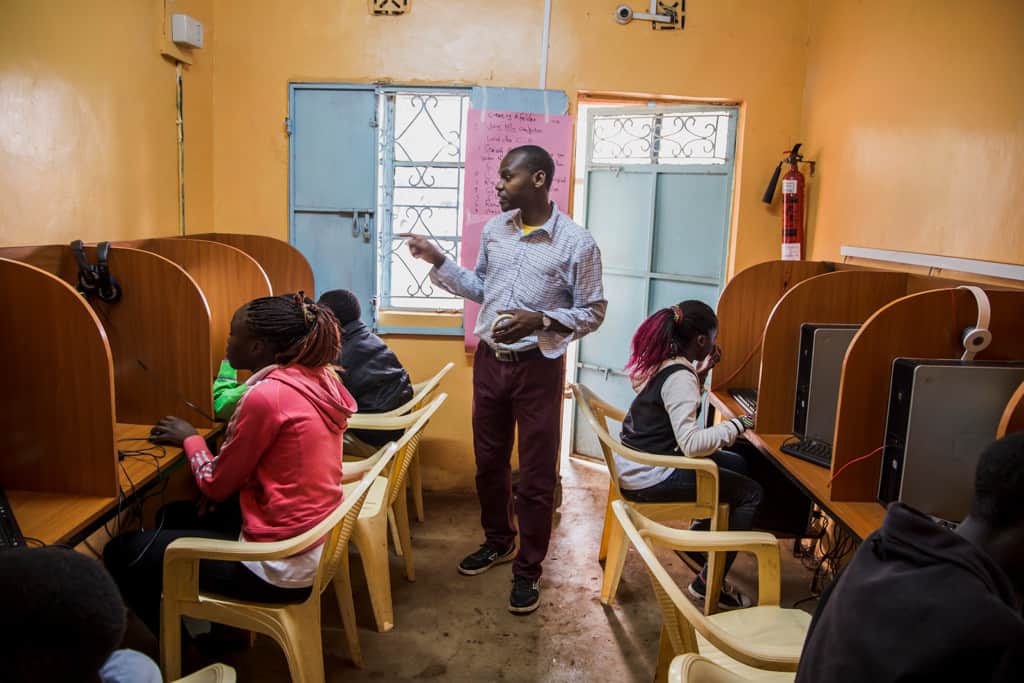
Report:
956,285,991,361
70,240,122,304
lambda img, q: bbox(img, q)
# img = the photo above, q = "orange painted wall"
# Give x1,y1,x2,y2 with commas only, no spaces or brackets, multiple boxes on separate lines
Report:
208,0,811,489
210,0,810,275
0,0,213,247
801,1,1024,264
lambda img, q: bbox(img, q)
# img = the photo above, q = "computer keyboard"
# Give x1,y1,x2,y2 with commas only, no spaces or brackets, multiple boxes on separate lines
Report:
780,438,833,468
728,387,758,416
0,487,26,549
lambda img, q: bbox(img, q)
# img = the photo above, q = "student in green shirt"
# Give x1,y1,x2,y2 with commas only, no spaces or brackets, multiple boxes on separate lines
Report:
212,359,248,420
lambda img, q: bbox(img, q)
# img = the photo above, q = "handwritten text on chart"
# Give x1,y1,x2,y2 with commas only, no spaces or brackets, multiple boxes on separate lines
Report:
460,109,574,351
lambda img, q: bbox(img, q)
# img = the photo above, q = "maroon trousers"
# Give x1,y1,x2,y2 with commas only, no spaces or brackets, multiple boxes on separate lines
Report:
472,344,564,580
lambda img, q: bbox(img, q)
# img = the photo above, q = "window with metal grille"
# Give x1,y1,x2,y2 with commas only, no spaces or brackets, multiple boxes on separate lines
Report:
376,89,470,311
588,108,731,167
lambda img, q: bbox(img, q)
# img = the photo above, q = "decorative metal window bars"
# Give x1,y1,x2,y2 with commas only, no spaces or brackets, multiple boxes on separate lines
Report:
377,89,470,310
589,109,731,166
369,0,410,16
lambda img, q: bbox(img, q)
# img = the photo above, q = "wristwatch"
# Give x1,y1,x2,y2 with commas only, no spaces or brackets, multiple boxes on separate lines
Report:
541,313,552,330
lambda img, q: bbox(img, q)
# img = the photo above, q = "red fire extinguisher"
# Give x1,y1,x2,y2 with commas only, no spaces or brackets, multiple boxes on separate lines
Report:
763,144,814,261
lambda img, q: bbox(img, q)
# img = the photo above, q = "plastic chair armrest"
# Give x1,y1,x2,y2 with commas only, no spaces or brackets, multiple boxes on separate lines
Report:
640,522,783,606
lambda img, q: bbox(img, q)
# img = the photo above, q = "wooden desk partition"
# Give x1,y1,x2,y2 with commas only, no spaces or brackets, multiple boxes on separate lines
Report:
0,245,214,427
832,288,1024,501
998,382,1024,437
0,258,118,497
713,260,835,392
754,270,977,434
185,233,314,297
118,238,272,376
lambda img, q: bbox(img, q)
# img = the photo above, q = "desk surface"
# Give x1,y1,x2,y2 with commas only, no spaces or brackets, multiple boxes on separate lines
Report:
8,423,213,546
710,391,886,541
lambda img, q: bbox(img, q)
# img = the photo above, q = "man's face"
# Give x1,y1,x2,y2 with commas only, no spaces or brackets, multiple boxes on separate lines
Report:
495,152,543,213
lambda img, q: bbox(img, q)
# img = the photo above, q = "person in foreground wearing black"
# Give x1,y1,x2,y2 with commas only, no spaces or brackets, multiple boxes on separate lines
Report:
797,431,1024,682
1,546,162,683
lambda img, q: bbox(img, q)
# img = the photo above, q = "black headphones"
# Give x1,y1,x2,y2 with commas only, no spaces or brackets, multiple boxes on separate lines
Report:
70,240,122,304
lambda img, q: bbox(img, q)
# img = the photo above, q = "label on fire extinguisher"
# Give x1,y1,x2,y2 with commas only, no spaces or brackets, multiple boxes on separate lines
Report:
782,179,798,194
781,243,802,260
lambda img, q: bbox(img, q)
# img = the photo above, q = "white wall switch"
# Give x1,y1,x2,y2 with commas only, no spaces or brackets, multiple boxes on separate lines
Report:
171,14,204,49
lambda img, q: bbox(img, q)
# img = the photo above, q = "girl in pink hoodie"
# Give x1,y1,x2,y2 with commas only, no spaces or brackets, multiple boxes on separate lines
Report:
104,294,357,637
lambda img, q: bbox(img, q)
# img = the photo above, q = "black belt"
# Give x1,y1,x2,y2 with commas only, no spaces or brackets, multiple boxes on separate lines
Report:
481,343,547,363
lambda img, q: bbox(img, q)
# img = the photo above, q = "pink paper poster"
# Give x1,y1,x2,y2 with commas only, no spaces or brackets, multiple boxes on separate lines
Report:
460,109,573,352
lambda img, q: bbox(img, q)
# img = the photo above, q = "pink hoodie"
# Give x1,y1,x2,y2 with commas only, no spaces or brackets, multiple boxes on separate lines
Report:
182,364,357,542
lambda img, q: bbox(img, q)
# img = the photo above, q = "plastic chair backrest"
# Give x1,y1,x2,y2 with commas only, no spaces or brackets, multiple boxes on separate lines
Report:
612,498,705,655
572,382,629,493
375,362,454,418
341,393,447,506
572,383,721,510
611,500,789,668
410,361,454,410
172,662,238,683
314,442,398,594
384,393,445,506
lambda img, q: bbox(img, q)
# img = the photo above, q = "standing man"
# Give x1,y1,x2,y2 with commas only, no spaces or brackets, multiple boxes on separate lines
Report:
405,145,606,614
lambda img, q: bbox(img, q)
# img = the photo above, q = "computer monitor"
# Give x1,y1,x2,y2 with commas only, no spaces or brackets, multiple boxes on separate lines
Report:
793,323,861,442
879,359,1024,522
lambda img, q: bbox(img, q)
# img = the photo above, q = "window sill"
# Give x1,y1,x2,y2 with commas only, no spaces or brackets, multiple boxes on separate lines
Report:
376,310,464,337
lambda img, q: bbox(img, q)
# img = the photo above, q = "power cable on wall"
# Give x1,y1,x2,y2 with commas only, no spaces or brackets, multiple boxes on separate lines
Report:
176,62,186,236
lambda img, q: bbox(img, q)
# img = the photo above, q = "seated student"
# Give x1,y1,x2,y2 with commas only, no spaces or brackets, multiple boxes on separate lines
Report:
618,300,761,609
212,357,248,420
797,432,1024,682
2,546,161,683
104,294,357,637
210,291,314,421
318,289,414,457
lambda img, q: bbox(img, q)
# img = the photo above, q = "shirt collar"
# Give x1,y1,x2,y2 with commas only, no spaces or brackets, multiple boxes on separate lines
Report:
510,202,561,237
659,357,696,372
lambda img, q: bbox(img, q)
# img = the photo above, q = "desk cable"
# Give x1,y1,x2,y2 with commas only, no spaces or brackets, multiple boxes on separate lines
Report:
828,444,887,486
711,339,763,392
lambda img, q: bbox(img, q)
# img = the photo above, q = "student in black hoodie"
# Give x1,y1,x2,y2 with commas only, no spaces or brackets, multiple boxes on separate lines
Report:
318,289,414,457
797,431,1024,682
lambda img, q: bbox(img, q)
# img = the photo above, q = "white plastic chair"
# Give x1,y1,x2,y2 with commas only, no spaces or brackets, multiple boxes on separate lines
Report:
160,444,398,682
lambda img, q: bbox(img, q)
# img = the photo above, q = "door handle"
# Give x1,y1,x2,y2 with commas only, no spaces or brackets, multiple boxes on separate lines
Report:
577,362,626,381
352,211,360,238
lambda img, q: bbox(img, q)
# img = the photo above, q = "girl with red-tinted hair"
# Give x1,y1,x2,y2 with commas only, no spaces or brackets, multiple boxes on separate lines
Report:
619,300,762,610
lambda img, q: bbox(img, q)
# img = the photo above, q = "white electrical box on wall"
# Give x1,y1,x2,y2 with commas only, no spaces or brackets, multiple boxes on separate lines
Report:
171,14,204,49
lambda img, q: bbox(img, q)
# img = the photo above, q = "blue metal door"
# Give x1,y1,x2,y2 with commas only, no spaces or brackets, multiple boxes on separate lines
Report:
289,85,378,326
573,105,738,458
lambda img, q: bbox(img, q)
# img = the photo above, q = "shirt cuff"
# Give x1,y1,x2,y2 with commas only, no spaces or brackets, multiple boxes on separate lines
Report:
432,256,460,283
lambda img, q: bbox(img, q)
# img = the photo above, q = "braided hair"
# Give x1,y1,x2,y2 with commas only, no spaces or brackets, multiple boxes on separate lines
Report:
626,300,717,383
243,291,340,367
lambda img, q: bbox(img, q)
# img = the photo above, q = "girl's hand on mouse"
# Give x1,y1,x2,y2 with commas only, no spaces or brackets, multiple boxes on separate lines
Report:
150,416,199,447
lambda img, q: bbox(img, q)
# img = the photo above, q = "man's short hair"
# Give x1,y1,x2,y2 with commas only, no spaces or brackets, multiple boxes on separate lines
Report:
318,289,362,325
508,144,555,190
971,431,1024,529
2,547,126,681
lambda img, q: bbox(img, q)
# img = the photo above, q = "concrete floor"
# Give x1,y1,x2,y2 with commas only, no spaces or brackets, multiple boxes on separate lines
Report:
213,458,818,682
